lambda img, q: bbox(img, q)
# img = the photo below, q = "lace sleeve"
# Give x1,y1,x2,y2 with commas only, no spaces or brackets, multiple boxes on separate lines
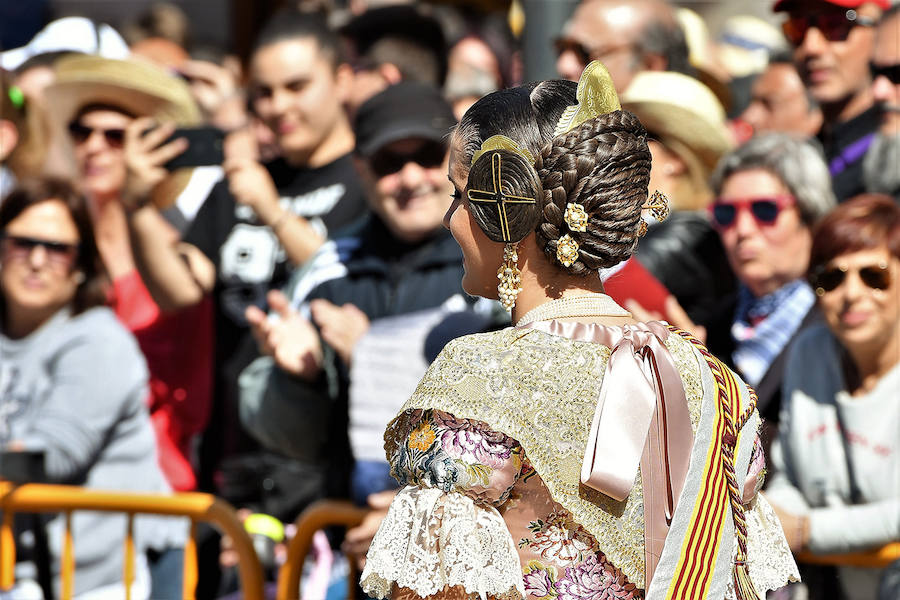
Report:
361,485,525,600
725,493,800,600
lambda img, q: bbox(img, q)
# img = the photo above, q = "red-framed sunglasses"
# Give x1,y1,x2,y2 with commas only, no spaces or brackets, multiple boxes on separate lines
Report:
709,195,796,230
782,9,877,46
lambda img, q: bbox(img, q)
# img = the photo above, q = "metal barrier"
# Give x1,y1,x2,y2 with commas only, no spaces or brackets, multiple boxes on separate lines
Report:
277,500,367,600
0,481,265,600
795,542,900,569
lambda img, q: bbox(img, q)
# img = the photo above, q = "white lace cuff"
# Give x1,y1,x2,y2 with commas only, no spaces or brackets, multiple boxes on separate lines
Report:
726,493,801,599
361,485,524,600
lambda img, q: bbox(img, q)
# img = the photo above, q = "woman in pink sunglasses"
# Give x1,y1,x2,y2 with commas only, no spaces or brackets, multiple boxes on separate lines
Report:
705,133,836,444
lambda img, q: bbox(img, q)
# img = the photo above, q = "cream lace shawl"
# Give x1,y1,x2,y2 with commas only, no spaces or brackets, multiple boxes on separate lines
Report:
381,327,705,589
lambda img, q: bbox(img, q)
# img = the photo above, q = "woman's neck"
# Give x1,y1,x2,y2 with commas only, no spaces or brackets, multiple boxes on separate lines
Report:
3,304,58,339
510,238,628,324
511,281,608,324
91,195,136,280
845,331,900,396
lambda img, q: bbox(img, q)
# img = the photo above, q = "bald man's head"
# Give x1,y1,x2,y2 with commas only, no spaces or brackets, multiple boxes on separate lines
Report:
555,0,690,90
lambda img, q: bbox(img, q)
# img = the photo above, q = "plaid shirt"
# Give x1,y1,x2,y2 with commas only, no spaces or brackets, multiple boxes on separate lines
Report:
731,279,815,386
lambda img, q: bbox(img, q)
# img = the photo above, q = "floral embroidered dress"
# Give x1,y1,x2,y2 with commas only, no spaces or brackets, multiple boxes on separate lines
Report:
396,407,641,599
361,318,798,600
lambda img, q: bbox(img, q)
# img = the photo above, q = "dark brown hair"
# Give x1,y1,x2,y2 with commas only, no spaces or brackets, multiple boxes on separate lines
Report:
535,111,651,274
455,81,651,275
809,193,900,275
0,178,107,315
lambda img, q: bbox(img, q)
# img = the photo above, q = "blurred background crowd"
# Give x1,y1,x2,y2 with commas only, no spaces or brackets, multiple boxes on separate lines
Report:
0,0,898,599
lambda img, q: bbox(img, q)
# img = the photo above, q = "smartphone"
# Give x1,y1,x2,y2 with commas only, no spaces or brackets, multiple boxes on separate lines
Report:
164,126,226,170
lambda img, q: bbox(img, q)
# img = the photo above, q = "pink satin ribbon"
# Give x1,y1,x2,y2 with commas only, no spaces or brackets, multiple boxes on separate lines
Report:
521,319,695,584
523,321,688,498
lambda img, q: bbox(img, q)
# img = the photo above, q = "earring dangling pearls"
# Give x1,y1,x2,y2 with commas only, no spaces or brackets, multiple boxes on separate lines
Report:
497,242,522,312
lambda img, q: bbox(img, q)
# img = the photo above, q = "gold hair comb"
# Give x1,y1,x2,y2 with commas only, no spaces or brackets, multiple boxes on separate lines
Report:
553,61,621,138
471,134,535,166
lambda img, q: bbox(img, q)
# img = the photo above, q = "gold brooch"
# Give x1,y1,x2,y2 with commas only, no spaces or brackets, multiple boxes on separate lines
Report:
556,234,580,267
638,190,670,237
564,202,588,232
643,190,670,222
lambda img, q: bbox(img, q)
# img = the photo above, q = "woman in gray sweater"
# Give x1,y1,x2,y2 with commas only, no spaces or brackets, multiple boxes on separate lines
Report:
767,194,900,600
0,178,180,599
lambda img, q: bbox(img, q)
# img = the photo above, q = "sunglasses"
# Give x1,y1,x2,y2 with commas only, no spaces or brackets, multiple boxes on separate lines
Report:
553,37,631,65
369,141,446,178
67,121,126,148
782,9,877,46
709,195,796,230
1,234,80,268
811,262,891,295
870,62,900,85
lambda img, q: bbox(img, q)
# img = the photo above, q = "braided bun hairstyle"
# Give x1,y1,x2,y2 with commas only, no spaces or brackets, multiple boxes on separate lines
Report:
535,111,651,274
454,79,651,276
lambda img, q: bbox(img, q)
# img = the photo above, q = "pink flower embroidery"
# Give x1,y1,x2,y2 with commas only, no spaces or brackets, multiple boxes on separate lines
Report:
527,511,596,565
523,561,557,599
554,554,641,600
433,412,517,469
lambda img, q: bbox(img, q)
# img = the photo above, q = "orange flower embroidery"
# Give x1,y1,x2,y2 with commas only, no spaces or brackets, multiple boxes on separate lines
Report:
408,422,437,451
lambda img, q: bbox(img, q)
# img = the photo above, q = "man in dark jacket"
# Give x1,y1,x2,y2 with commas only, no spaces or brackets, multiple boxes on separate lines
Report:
240,82,475,513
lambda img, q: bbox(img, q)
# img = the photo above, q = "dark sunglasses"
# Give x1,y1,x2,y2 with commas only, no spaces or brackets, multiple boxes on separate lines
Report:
811,262,891,295
870,62,900,85
553,37,631,64
369,141,446,178
709,195,796,229
1,234,80,267
67,121,126,148
782,9,877,46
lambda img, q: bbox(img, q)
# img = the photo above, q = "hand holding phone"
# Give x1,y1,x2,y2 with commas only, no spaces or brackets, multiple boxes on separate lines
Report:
122,118,189,209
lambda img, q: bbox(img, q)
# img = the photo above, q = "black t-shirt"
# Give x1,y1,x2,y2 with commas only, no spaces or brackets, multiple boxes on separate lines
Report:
184,152,367,487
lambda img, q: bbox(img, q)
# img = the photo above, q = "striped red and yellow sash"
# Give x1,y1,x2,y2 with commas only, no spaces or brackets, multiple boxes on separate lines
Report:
665,327,758,600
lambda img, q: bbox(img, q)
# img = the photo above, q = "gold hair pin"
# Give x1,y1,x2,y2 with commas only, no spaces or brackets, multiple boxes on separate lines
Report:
467,152,537,243
471,134,535,166
553,61,621,138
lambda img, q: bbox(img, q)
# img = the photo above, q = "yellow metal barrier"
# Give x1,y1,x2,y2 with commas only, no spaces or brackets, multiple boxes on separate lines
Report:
795,542,900,569
277,500,367,600
0,481,265,600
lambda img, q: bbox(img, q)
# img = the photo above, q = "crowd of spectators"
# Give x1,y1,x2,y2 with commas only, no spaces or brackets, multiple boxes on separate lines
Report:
0,0,898,599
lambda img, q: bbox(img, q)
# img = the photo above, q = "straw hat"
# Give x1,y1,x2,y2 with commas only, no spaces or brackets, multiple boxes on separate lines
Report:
621,71,733,177
676,8,733,111
44,55,202,209
45,54,201,127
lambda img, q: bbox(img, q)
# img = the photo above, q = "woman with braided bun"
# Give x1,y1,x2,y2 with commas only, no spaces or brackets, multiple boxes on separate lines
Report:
360,63,798,600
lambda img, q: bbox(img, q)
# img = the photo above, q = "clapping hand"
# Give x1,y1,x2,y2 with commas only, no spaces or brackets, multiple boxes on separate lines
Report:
309,299,370,368
246,290,323,380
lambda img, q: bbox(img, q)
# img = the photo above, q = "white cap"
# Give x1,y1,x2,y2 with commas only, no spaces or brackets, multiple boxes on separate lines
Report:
1,16,130,72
